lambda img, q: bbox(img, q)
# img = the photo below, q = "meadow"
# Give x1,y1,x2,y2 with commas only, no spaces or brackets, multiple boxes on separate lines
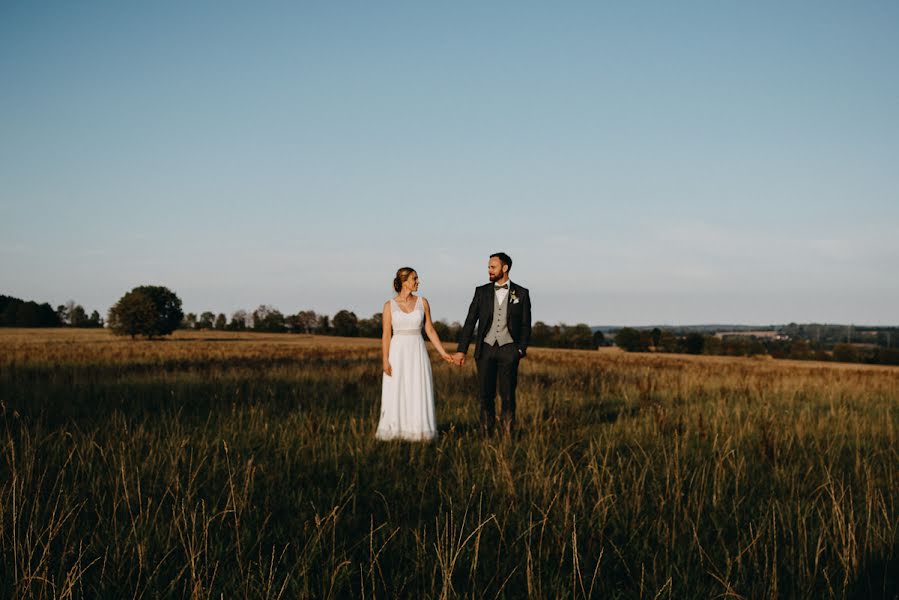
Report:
1,328,897,599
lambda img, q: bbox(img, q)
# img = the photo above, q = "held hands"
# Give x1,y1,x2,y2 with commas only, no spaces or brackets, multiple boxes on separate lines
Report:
440,353,465,366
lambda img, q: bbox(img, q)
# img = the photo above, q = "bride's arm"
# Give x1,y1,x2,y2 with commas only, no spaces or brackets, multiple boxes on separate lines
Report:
381,302,392,375
422,298,452,362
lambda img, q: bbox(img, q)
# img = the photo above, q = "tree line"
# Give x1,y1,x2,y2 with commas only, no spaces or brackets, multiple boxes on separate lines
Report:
1,295,105,328
613,327,899,366
180,307,607,350
0,295,60,327
3,288,605,350
8,287,895,365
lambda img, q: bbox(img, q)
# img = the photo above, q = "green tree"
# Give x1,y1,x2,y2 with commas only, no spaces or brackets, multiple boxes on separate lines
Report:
252,305,286,332
108,286,183,339
592,330,606,349
198,311,215,329
87,310,103,328
1,297,61,327
332,310,359,337
531,321,552,347
3,296,57,326
15,302,40,326
228,310,248,331
214,313,227,330
317,314,331,335
658,330,679,353
429,319,453,343
449,321,462,344
69,304,88,327
296,310,318,334
358,313,383,338
18,301,63,327
615,328,645,352
565,324,594,349
683,333,705,355
285,313,303,333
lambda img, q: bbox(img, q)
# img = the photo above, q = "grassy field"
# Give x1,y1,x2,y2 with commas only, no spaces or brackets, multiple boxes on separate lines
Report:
1,328,898,599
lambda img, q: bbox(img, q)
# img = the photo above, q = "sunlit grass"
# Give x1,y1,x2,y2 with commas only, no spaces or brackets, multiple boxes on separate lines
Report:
1,329,897,598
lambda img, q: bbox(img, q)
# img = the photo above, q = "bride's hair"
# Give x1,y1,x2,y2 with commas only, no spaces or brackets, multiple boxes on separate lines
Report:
393,267,415,293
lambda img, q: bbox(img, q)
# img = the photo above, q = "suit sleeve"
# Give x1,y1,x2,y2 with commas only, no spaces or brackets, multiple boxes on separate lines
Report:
456,288,480,355
519,289,532,356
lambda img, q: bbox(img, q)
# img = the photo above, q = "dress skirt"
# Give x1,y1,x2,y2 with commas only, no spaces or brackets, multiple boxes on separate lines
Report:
376,332,437,441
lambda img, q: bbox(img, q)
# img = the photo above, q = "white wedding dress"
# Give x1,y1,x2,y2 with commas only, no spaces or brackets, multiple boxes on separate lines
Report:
376,297,437,441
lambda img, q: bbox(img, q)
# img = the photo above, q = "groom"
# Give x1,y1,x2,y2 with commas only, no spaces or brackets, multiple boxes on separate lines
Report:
453,252,532,437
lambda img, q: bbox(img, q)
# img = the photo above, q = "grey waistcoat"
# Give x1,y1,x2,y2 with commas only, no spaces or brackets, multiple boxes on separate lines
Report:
484,290,514,346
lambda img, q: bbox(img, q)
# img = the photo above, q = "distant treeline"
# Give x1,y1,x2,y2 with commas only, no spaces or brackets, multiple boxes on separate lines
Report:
0,295,60,327
613,327,899,366
0,295,104,328
181,307,606,350
6,291,895,365
8,294,602,350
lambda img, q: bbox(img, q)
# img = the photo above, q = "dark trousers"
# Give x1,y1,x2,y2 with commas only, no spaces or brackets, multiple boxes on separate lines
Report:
476,342,520,435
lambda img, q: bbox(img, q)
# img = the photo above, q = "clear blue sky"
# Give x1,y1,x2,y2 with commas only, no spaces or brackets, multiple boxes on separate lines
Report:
2,2,897,325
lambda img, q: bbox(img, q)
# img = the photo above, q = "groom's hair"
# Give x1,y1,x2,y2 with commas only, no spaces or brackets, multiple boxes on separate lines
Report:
490,252,512,272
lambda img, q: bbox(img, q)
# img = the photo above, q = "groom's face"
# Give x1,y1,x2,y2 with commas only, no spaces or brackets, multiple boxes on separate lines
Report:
488,257,508,282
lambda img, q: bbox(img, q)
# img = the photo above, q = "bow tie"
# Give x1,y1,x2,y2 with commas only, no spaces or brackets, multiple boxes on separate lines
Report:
494,284,509,290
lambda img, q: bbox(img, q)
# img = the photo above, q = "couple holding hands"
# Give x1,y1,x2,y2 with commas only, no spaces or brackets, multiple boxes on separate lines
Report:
376,252,532,441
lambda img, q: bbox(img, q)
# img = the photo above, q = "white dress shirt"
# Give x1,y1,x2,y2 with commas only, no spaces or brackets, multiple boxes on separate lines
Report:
494,280,511,305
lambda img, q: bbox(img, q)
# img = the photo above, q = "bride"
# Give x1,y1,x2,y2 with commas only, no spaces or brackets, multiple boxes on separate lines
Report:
376,267,454,441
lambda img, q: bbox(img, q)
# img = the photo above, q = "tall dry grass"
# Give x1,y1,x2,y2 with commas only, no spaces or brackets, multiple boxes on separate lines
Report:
1,329,897,598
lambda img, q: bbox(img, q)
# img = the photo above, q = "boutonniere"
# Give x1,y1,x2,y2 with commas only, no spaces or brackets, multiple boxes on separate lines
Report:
509,290,519,304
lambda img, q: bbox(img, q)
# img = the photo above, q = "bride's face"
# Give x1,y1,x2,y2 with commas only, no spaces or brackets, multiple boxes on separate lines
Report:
404,272,420,292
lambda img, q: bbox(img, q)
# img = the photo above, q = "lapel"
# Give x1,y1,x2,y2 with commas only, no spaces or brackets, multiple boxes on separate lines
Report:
484,284,494,324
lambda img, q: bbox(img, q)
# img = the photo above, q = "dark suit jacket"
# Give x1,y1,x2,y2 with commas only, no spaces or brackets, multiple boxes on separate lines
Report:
457,282,531,360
